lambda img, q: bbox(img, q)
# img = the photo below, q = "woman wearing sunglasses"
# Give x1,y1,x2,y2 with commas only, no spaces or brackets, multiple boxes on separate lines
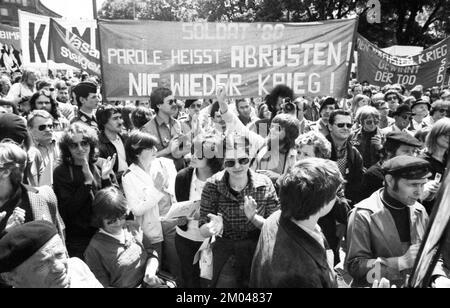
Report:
53,122,117,260
351,106,384,169
174,134,224,288
199,135,280,288
84,187,161,288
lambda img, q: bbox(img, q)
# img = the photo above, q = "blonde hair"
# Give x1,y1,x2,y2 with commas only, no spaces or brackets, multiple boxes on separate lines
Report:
425,118,450,154
0,142,27,185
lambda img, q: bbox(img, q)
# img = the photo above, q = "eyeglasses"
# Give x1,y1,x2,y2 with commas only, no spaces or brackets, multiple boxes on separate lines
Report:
335,123,353,129
38,124,55,131
224,158,250,168
400,115,413,120
165,99,176,106
386,96,398,101
364,120,379,126
190,104,202,109
437,109,448,113
106,213,128,225
68,140,90,149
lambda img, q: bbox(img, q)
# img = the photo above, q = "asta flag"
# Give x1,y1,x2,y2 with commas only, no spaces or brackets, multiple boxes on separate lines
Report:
48,18,100,76
98,19,358,100
357,34,450,90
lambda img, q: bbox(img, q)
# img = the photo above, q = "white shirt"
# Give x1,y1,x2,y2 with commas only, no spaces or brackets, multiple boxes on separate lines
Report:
110,136,128,173
6,83,34,100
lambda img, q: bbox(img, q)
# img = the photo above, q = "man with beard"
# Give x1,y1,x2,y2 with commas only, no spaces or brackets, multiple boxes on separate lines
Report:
382,105,414,136
142,87,189,171
27,110,60,186
55,81,75,122
0,221,101,288
346,156,430,288
96,105,128,182
309,97,338,138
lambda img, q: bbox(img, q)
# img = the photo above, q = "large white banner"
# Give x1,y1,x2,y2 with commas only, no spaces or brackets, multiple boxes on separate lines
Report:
19,10,97,69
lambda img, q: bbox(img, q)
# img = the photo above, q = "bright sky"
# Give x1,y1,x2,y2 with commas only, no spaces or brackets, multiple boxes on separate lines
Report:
41,0,106,19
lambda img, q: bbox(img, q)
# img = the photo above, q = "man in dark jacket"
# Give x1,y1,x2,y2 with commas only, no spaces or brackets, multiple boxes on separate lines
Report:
96,105,128,182
250,158,344,288
327,110,364,206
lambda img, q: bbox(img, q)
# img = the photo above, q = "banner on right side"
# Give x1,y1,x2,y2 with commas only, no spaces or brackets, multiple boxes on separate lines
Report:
357,34,450,89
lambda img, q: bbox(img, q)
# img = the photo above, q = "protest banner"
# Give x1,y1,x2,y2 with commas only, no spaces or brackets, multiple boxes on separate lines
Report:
18,10,98,69
357,34,450,90
0,24,21,73
48,19,101,76
98,19,358,100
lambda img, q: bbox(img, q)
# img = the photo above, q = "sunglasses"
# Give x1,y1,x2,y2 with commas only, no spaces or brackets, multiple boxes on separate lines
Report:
400,115,413,120
224,158,250,168
68,140,90,149
165,99,176,106
106,213,128,225
38,124,55,131
335,123,353,129
190,103,202,109
364,120,379,126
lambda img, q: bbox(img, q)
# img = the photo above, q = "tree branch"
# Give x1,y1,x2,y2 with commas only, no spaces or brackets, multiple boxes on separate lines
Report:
421,0,444,33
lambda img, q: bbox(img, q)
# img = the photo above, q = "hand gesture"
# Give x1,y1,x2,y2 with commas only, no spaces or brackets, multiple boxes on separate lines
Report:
0,211,6,224
424,180,441,196
216,86,228,112
371,135,383,151
144,273,161,288
81,157,95,184
101,154,117,180
5,207,26,230
399,244,421,270
206,213,223,237
244,196,258,221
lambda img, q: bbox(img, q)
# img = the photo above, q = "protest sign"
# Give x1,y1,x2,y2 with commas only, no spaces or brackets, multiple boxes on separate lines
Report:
98,19,358,100
48,19,100,76
19,10,98,69
0,24,22,73
357,34,450,90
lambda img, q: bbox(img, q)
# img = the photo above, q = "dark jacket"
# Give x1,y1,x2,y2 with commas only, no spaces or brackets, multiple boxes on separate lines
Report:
175,167,195,202
328,136,364,206
98,131,128,175
250,211,337,288
356,162,385,204
350,128,382,169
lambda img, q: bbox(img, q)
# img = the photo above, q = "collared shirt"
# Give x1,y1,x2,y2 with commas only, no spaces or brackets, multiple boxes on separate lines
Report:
199,170,280,241
33,138,60,186
72,110,98,130
110,136,128,173
142,114,182,152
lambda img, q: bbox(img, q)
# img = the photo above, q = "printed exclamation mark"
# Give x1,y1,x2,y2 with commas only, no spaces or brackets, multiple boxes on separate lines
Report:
346,42,353,67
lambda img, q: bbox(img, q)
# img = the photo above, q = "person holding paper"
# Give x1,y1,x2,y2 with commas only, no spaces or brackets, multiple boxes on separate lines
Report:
122,130,185,283
174,134,224,288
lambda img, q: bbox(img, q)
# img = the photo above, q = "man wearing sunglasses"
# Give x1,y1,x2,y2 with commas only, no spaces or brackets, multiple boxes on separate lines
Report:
327,110,364,206
424,100,450,126
382,105,415,136
27,110,60,187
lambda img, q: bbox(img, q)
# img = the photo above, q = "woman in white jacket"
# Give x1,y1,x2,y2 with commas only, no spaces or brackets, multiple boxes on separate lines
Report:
122,130,184,281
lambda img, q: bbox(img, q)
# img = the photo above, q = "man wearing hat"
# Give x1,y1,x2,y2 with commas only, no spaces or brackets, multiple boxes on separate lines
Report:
409,99,431,133
309,97,338,138
346,156,431,288
357,132,423,203
0,221,102,288
381,104,414,136
71,81,100,130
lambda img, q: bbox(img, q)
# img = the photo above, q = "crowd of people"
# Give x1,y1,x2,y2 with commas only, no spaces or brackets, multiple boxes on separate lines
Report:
0,67,449,288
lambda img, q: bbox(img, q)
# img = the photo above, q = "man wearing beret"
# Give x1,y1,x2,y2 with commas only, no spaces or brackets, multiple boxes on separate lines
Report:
0,221,102,288
346,156,431,288
71,81,100,131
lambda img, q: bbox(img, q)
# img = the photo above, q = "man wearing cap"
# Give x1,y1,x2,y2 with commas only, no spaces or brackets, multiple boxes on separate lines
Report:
356,132,423,203
346,156,430,288
71,81,100,130
309,97,338,138
0,221,101,288
409,99,431,133
381,104,414,136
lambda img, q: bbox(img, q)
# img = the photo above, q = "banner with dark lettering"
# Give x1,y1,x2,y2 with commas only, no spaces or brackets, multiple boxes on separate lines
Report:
98,19,358,100
357,34,450,89
0,24,22,73
18,10,98,69
48,19,100,76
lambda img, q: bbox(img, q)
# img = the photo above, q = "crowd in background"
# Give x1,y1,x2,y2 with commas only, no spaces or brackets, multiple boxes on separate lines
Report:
0,66,449,288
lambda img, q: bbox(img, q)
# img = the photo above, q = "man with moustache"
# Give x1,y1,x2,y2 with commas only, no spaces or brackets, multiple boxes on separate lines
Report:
143,87,189,171
96,105,128,182
346,156,431,288
0,221,102,288
55,81,75,122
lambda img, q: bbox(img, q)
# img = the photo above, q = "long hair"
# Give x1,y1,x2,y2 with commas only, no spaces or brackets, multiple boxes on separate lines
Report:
59,122,98,166
0,142,27,186
29,91,60,121
425,118,450,154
